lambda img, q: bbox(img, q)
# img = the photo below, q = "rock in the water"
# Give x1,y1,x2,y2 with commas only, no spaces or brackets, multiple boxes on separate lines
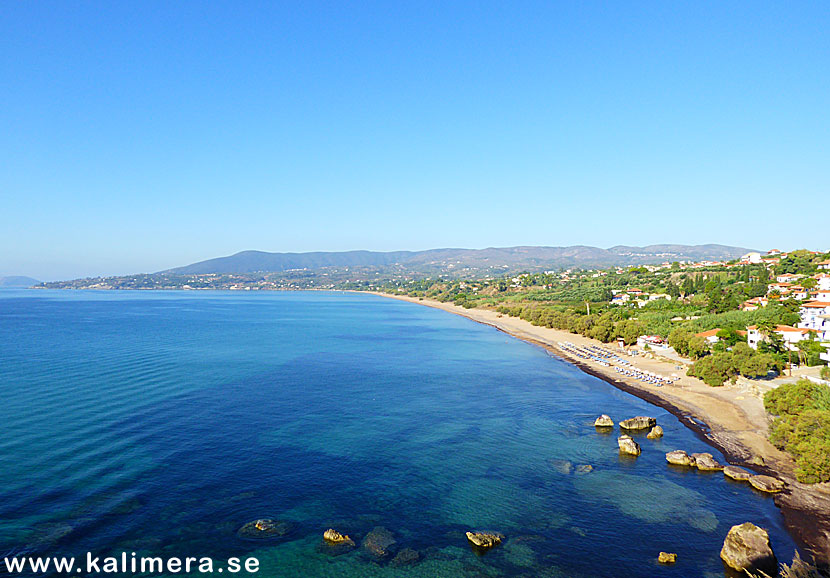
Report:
390,548,420,567
666,450,696,467
692,452,724,471
720,522,777,573
618,435,641,456
237,519,292,540
723,466,753,481
362,526,397,558
658,552,677,564
594,414,614,428
619,416,657,430
549,459,573,475
647,425,664,439
749,475,785,493
575,464,593,475
323,528,354,545
466,531,503,549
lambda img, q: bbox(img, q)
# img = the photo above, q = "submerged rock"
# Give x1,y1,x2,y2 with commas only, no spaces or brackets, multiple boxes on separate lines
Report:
749,475,785,493
27,522,73,548
723,466,753,482
237,519,292,540
594,414,614,428
575,464,593,475
692,453,724,471
362,526,397,558
466,531,503,549
666,450,696,467
658,552,677,564
618,435,641,456
720,522,776,573
619,416,657,431
647,425,664,439
390,548,420,567
549,459,574,475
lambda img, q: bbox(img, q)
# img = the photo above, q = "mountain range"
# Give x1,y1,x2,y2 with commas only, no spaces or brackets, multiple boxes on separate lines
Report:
164,244,753,276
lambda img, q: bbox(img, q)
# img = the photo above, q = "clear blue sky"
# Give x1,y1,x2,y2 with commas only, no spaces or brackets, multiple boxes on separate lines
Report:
2,2,828,279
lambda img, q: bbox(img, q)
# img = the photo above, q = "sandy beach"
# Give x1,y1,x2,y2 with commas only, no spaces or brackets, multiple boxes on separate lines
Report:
368,291,830,564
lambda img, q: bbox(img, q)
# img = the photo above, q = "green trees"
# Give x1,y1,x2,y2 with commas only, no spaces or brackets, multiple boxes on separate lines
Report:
687,336,709,359
668,327,694,356
616,319,645,346
687,342,781,386
765,380,830,483
687,352,738,386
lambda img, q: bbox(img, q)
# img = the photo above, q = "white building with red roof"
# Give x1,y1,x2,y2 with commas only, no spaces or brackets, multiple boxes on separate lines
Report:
798,301,830,342
747,324,816,351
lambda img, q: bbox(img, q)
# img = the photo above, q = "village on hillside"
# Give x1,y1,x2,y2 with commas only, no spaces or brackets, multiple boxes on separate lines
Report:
356,248,830,386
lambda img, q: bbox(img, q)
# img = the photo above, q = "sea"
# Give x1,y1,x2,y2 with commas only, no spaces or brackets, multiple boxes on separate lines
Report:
0,289,797,577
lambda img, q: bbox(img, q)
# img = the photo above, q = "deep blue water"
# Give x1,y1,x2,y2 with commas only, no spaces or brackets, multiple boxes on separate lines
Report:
0,290,796,577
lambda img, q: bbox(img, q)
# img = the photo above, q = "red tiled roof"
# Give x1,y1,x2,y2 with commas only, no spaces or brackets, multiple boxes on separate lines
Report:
695,328,721,338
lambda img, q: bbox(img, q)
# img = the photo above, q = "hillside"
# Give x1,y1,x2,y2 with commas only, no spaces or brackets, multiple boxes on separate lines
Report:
164,244,753,276
0,276,40,288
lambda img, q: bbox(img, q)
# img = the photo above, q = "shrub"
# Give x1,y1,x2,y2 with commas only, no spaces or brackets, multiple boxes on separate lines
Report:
764,380,830,483
764,379,830,417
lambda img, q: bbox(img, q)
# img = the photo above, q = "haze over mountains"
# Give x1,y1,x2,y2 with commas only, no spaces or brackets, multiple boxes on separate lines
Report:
0,276,40,288
164,244,753,276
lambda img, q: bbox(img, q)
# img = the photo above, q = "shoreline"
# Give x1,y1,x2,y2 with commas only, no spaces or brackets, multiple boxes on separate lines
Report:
364,291,830,565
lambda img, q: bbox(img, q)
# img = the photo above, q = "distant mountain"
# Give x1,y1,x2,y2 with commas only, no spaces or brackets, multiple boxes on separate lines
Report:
165,250,417,275
0,276,40,287
164,244,753,276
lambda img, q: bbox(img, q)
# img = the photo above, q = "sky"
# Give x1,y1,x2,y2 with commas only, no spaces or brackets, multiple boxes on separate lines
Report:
1,2,828,280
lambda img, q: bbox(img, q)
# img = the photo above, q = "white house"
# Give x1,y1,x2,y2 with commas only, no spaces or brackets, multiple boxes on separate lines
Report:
817,259,830,271
611,293,630,305
741,252,762,264
637,335,668,349
776,273,802,283
747,325,816,351
695,328,721,344
798,301,830,342
741,296,769,311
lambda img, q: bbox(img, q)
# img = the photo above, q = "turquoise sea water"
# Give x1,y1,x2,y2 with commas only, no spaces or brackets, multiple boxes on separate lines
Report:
0,290,796,577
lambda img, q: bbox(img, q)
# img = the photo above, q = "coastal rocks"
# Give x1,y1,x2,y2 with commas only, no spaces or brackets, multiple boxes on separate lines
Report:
618,435,641,456
594,414,614,428
321,528,355,555
749,475,786,493
389,548,420,567
658,552,677,564
361,526,397,559
720,522,777,573
666,450,696,467
647,425,664,439
619,416,657,431
466,531,503,549
723,466,753,482
692,453,724,471
237,519,292,540
323,528,354,545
